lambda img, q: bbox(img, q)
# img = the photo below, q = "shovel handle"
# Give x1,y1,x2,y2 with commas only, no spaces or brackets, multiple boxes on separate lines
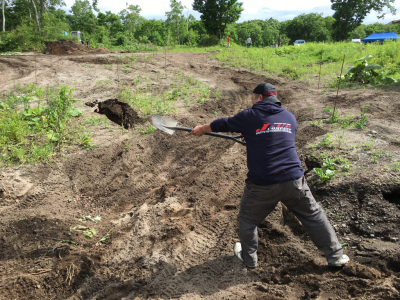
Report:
166,126,246,145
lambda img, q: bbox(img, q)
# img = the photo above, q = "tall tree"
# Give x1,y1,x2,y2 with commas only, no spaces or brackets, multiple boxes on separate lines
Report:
40,0,45,17
68,0,96,34
97,11,122,38
192,0,244,38
2,0,5,32
165,0,185,45
30,0,41,31
331,0,396,41
284,13,333,43
118,3,142,42
185,11,196,44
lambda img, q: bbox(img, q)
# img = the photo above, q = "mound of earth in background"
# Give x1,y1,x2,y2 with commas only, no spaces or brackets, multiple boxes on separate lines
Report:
44,39,110,55
98,99,144,129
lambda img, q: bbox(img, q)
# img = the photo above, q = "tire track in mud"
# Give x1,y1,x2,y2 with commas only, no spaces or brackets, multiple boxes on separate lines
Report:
88,132,246,299
139,144,245,299
17,186,46,209
224,177,246,202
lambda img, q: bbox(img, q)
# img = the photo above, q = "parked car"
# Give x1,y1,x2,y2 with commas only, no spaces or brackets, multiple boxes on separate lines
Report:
293,40,306,46
352,39,361,43
71,31,81,41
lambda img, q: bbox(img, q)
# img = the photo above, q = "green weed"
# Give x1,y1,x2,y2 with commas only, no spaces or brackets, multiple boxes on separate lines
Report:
311,118,322,126
137,124,156,135
86,116,104,126
363,143,373,150
342,55,398,85
314,168,335,183
322,158,336,170
83,228,97,239
393,160,399,172
0,84,90,166
318,133,334,149
354,105,369,129
100,230,112,244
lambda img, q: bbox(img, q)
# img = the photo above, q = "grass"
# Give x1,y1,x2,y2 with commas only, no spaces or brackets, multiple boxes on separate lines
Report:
0,51,22,56
211,40,400,85
0,83,94,167
115,70,215,117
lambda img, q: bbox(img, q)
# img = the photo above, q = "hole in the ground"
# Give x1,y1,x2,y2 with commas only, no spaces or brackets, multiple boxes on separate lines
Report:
382,189,400,205
304,156,321,174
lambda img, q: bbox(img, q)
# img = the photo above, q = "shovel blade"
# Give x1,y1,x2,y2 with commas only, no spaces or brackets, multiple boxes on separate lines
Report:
152,116,178,135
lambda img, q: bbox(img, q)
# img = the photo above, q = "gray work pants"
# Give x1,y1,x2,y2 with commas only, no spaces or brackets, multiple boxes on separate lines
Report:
239,176,343,268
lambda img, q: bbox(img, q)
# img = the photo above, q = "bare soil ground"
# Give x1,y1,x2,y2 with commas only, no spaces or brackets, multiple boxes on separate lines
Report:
0,50,400,300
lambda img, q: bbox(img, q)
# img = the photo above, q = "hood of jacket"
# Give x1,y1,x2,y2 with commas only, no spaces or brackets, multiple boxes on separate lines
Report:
252,98,284,115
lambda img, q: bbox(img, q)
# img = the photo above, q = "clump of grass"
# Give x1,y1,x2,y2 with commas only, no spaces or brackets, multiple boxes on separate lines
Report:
137,124,156,135
354,105,369,129
0,83,93,166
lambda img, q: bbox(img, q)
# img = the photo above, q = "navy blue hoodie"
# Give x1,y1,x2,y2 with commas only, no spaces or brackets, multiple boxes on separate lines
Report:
210,100,303,185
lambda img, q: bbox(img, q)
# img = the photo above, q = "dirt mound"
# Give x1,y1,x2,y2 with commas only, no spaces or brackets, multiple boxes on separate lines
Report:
44,39,110,55
98,99,144,128
295,124,328,149
231,71,281,90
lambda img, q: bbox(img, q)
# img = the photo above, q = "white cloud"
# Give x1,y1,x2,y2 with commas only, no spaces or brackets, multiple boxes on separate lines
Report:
63,0,400,24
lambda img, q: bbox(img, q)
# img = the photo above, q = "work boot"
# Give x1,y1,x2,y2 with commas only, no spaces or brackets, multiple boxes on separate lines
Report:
328,254,350,267
234,242,256,269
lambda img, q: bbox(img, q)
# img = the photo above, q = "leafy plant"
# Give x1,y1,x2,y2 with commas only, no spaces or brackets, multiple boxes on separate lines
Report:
354,105,369,129
311,118,322,126
314,168,335,183
0,84,88,166
393,160,399,172
318,133,334,149
323,107,342,124
100,230,113,244
341,163,351,172
171,89,179,100
322,158,336,170
343,55,397,85
46,86,79,151
83,228,97,239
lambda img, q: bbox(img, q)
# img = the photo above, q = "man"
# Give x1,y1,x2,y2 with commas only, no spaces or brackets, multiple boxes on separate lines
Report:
86,39,90,48
191,83,349,269
227,36,231,48
278,36,282,47
246,36,252,48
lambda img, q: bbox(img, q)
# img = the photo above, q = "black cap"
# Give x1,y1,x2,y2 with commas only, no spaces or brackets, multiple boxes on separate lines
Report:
253,83,281,105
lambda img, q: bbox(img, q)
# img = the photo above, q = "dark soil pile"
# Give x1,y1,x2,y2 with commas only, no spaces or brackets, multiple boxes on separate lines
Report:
44,39,110,55
98,99,144,128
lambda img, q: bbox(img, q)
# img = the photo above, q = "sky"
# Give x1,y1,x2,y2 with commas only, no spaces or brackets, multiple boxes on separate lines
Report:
64,0,400,25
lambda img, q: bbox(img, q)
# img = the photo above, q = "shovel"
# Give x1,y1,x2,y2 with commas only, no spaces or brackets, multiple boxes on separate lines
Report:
152,116,246,145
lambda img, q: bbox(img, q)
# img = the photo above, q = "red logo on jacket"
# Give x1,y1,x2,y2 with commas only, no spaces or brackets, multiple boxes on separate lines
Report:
256,123,270,132
256,123,292,135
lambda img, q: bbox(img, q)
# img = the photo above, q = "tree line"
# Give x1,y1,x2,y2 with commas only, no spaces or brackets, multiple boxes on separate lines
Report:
0,0,399,51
